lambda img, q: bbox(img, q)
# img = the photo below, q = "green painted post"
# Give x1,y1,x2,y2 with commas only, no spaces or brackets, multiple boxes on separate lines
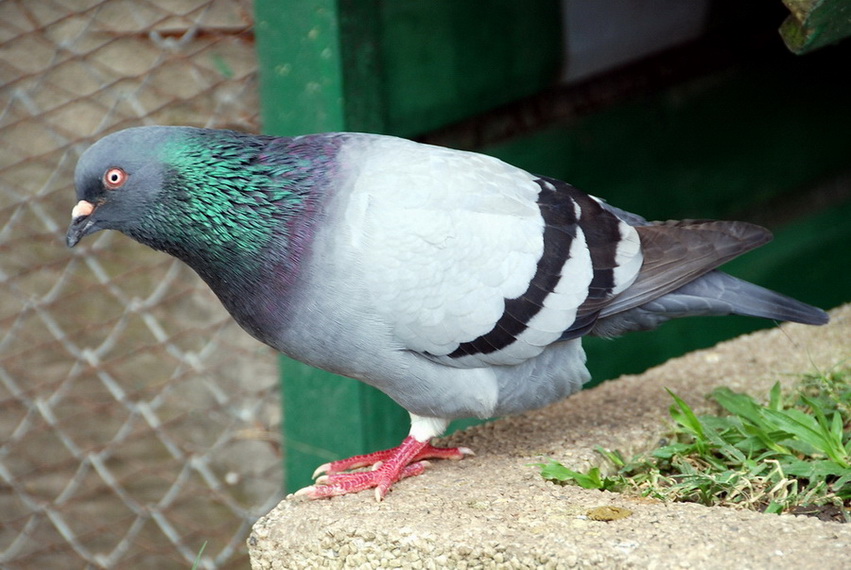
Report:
255,0,407,493
780,0,851,54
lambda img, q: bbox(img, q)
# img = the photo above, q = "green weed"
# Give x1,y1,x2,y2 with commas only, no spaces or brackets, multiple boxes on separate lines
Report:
191,541,207,569
536,366,851,521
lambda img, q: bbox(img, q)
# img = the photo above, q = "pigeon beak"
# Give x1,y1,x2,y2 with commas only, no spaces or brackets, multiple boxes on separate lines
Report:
66,200,96,248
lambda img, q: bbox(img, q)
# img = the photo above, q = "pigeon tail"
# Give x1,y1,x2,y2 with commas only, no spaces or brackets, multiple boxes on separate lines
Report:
591,270,829,337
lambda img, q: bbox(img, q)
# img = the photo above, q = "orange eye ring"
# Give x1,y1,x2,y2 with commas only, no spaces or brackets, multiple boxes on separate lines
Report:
103,167,128,189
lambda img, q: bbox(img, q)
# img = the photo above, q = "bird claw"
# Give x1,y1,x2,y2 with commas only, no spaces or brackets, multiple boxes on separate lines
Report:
311,462,332,479
292,461,430,500
313,442,473,477
292,438,473,500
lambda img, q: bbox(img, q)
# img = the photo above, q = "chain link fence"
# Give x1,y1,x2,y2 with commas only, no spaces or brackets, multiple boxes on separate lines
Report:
1,1,284,568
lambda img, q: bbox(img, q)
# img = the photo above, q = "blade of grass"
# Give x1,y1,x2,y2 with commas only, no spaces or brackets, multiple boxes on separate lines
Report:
191,541,207,570
666,389,705,440
762,407,848,466
768,382,784,411
536,460,607,490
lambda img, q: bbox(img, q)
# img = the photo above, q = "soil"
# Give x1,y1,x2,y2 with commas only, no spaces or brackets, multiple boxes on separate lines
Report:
249,304,850,569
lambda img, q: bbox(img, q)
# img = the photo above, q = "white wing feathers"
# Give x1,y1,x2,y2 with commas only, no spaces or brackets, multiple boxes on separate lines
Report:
340,136,627,367
348,139,541,355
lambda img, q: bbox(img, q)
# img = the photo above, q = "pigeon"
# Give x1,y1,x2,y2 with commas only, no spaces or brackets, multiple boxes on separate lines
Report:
66,126,829,500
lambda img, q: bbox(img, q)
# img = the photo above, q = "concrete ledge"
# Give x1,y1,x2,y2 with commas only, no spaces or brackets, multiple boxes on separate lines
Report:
250,304,850,569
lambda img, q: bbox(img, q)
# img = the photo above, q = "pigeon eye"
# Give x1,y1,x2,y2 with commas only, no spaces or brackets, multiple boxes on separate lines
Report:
103,167,127,189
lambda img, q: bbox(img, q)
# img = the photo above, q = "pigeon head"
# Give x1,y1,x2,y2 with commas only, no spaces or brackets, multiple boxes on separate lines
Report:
66,125,340,304
66,126,179,248
65,126,310,267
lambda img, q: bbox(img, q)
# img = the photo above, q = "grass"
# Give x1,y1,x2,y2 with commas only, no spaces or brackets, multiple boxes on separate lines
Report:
536,366,851,521
191,541,207,569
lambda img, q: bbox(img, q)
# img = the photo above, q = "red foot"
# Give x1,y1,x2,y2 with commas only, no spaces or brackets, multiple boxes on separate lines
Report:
293,436,473,500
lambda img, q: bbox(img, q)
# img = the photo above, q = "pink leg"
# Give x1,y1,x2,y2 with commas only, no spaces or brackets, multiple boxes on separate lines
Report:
294,436,473,501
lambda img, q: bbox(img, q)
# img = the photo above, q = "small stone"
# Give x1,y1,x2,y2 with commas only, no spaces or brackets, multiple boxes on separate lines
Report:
586,505,633,521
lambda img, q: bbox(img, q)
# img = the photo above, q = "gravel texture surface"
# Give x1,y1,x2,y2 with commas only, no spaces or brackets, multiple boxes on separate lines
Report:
250,304,850,569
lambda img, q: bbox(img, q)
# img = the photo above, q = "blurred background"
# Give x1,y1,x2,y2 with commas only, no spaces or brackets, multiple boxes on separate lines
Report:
2,1,849,568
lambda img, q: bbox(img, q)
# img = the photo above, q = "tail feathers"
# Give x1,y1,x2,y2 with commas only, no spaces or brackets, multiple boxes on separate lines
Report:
686,271,829,325
598,220,773,319
591,270,829,338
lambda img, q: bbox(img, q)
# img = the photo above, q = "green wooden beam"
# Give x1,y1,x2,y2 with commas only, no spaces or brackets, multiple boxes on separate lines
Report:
780,0,851,54
378,0,562,136
256,1,344,133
